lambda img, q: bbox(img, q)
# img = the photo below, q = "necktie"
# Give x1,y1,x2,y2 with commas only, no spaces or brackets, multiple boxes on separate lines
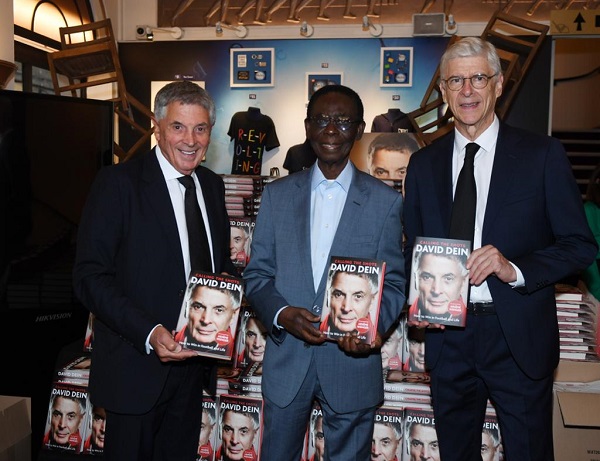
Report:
449,142,479,243
178,175,212,273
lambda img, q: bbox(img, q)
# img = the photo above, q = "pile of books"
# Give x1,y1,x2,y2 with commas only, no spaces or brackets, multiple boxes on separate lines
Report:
555,284,599,361
222,174,276,218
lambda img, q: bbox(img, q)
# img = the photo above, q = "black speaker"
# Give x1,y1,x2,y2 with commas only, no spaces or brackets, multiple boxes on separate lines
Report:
412,13,446,36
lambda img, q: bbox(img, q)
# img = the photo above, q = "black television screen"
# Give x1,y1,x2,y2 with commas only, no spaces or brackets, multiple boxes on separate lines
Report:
0,89,114,310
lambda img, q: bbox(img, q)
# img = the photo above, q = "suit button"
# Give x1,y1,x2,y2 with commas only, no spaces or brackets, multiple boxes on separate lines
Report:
178,289,185,298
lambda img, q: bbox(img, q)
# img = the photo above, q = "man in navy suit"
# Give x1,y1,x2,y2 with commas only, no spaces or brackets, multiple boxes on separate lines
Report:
403,37,596,461
243,84,406,460
74,81,236,460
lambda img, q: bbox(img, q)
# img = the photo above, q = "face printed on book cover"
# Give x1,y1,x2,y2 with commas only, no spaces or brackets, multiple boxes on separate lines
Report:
328,272,375,333
417,253,467,316
187,285,237,344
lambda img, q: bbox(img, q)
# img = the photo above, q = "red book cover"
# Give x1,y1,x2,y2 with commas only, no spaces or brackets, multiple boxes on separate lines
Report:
319,255,386,345
407,236,470,327
197,395,217,461
175,271,244,360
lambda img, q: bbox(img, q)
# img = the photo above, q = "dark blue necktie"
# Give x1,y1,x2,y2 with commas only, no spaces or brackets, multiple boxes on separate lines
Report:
178,175,212,272
449,142,479,244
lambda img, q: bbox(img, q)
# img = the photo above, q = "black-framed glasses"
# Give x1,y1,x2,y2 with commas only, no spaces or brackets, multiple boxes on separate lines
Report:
307,115,361,131
441,73,497,91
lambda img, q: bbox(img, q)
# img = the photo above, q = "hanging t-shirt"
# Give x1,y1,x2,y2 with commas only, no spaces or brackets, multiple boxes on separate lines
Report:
371,109,414,133
228,107,280,175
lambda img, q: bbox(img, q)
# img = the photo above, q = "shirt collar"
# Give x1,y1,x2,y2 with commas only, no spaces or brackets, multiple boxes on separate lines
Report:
454,115,500,156
310,161,353,192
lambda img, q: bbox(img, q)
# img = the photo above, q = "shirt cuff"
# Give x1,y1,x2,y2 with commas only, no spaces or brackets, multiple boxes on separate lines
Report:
145,324,162,354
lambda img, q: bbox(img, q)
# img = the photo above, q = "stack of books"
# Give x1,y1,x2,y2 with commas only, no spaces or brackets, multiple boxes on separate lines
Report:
555,284,599,361
221,174,276,218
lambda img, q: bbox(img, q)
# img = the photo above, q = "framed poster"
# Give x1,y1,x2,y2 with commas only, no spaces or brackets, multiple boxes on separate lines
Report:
306,72,343,100
380,47,413,87
230,48,275,87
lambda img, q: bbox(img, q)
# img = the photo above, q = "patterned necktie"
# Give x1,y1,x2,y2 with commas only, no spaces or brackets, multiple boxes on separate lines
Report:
449,142,479,244
178,175,212,272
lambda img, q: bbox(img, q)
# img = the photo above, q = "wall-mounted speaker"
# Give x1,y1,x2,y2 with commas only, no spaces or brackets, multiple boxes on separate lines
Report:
412,13,446,36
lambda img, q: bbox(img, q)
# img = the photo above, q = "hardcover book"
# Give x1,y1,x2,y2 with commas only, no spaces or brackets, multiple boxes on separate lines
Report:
175,271,244,360
233,305,267,373
319,255,386,345
229,217,255,275
372,405,404,461
42,381,90,454
197,395,218,461
407,236,470,327
306,401,324,461
402,406,437,461
215,394,263,461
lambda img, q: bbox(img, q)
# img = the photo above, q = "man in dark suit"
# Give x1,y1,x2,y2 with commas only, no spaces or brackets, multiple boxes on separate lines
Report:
73,81,236,460
243,84,406,460
403,37,596,461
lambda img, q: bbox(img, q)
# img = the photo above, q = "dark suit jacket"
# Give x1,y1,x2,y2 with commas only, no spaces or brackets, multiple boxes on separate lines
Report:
403,122,596,380
73,148,236,413
243,164,406,413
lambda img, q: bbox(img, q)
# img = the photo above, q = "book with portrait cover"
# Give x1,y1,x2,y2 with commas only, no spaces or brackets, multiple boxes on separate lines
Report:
197,395,217,461
319,255,386,345
233,305,267,375
229,216,255,275
407,236,470,327
305,401,324,461
373,405,404,461
215,394,263,461
174,271,244,361
402,406,436,461
42,381,90,454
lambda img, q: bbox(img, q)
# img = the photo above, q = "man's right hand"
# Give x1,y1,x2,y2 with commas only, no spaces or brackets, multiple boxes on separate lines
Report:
150,325,199,362
278,306,326,345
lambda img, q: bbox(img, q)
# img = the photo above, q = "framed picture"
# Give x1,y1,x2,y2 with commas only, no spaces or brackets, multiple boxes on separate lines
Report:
230,48,275,87
380,47,413,87
306,72,343,100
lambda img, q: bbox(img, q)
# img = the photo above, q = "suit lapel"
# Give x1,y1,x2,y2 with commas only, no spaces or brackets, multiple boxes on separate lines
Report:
291,171,316,296
482,124,519,240
431,135,455,234
141,150,184,269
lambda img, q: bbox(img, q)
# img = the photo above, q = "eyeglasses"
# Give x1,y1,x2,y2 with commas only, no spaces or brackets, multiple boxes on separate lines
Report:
307,115,361,131
441,73,497,91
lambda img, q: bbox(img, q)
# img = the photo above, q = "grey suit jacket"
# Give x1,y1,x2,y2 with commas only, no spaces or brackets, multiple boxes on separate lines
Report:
243,163,406,413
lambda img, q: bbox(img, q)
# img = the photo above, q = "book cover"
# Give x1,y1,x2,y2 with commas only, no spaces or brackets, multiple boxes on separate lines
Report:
55,354,91,386
82,398,106,456
372,405,404,461
402,406,437,461
215,394,263,461
233,305,267,374
229,217,255,275
83,312,94,352
42,381,90,454
306,401,325,461
384,392,432,405
482,411,503,461
402,325,427,374
175,271,244,360
319,255,386,345
197,395,217,461
407,236,470,327
382,318,405,375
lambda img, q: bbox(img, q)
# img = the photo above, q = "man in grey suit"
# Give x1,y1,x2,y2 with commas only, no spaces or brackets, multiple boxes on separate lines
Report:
243,84,406,460
403,37,596,461
74,81,236,460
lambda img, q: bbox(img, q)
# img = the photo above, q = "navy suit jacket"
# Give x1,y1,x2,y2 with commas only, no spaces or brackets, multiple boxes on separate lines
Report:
403,122,596,379
73,149,236,413
243,163,406,413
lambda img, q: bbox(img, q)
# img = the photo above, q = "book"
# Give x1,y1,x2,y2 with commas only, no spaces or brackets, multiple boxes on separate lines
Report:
215,394,263,461
82,398,106,456
403,406,437,461
233,305,267,372
402,325,427,374
319,255,386,345
42,381,90,454
384,392,431,405
481,411,503,461
407,236,470,327
555,284,585,302
197,395,217,461
174,271,244,360
55,355,91,386
382,318,405,373
383,381,431,395
372,405,404,461
306,401,324,461
229,217,255,275
83,312,94,352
